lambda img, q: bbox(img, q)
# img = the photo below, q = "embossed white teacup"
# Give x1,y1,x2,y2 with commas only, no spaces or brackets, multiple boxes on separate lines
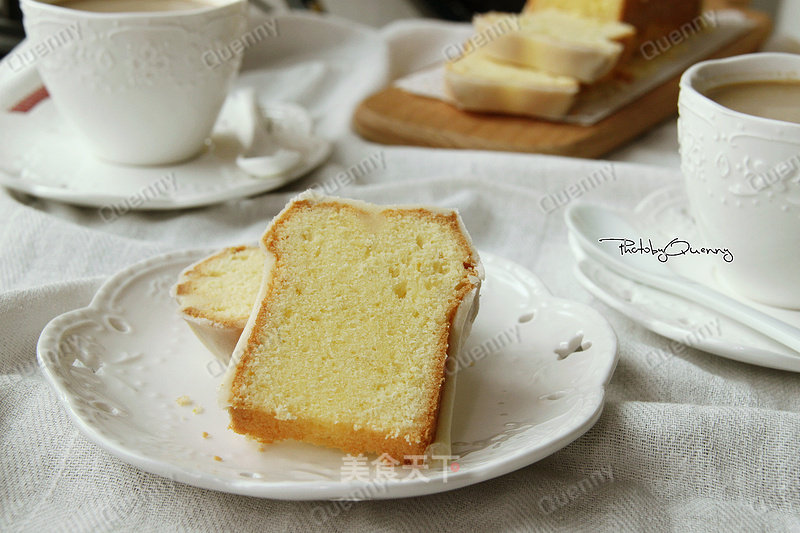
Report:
21,0,248,166
678,53,800,309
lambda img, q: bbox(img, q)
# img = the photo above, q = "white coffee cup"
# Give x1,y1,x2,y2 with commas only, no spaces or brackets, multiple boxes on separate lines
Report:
21,0,248,166
678,53,800,309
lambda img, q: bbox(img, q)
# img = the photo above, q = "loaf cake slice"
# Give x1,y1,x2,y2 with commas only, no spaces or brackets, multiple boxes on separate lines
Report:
173,246,264,362
523,0,702,47
219,191,483,460
474,10,634,83
445,46,579,119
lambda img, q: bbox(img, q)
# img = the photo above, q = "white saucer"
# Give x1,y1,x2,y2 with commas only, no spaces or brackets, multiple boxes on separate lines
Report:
568,186,800,372
37,249,618,500
0,93,331,210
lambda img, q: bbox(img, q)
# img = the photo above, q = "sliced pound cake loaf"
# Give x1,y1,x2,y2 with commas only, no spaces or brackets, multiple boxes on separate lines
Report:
219,191,483,460
173,245,264,362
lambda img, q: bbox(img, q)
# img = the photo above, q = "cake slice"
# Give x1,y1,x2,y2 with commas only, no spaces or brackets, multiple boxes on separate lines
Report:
172,246,265,363
474,10,634,83
523,0,702,47
219,191,483,460
444,46,579,119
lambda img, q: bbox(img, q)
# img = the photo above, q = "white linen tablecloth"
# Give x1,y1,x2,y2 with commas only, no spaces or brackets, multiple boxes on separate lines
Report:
1,10,797,533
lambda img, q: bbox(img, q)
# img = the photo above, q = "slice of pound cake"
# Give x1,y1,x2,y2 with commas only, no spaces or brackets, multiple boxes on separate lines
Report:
173,246,265,363
219,191,483,460
474,10,634,83
445,46,580,119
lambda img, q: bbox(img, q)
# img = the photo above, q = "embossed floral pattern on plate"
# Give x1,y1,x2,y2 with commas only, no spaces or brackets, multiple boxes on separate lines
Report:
38,249,617,499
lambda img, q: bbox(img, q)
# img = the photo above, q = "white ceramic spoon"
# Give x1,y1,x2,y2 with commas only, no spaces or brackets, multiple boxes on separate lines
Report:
565,203,800,356
234,87,302,177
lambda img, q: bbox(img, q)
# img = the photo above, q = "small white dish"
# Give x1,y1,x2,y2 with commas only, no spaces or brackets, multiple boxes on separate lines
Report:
0,91,331,211
37,249,618,500
567,186,800,372
566,202,800,356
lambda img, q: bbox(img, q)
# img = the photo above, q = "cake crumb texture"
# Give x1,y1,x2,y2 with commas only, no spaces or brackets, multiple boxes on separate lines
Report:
176,395,192,406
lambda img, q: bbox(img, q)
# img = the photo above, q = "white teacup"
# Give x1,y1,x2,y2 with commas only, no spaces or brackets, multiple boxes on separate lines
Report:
21,0,248,166
678,53,800,309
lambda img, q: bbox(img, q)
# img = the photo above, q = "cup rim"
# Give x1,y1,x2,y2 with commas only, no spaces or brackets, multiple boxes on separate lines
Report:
679,52,800,130
20,0,246,18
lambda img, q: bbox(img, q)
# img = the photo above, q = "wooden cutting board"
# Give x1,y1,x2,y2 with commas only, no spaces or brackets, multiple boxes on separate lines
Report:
352,9,771,159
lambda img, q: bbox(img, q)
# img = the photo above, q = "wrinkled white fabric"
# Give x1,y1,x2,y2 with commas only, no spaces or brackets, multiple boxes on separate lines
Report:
0,9,797,533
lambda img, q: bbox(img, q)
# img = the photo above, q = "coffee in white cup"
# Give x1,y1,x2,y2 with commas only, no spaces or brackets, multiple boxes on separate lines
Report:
678,53,800,309
704,80,800,125
21,0,248,166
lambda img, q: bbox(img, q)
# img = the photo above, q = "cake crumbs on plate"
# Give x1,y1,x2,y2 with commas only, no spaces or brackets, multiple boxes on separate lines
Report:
193,406,205,415
175,395,193,406
202,432,209,439
213,456,223,462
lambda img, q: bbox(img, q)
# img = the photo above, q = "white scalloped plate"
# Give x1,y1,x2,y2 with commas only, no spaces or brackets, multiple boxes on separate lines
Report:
37,249,617,500
568,186,800,372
